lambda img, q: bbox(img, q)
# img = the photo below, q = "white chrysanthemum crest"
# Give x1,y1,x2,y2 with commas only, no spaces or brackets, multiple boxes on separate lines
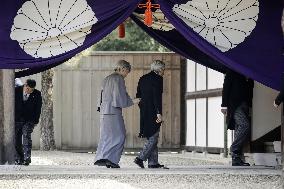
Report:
173,0,259,52
10,0,98,58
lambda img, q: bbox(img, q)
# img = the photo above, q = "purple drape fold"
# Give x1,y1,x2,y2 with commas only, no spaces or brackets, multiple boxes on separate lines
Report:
156,0,284,90
0,0,283,90
0,0,141,76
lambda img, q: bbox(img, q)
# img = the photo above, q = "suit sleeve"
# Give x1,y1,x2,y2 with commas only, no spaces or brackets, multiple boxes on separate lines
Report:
153,78,163,114
275,75,284,106
34,92,42,124
112,76,133,108
275,86,284,106
221,72,232,107
248,79,254,107
136,79,141,98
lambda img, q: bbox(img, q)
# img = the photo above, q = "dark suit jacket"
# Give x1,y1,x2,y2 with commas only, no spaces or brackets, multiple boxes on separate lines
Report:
275,75,284,106
136,71,163,138
15,86,42,124
221,70,254,130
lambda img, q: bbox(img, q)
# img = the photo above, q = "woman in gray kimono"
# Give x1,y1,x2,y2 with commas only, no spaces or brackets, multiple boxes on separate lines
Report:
94,60,134,168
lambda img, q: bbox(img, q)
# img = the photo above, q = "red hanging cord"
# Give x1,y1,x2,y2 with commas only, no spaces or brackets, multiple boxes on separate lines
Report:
138,0,160,27
118,23,125,38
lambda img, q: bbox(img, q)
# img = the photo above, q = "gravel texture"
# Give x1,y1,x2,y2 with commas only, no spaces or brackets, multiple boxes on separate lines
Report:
0,151,281,189
30,151,228,166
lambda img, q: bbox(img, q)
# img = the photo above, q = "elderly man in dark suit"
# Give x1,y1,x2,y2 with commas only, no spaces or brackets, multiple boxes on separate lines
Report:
221,69,254,166
274,74,284,108
134,60,168,169
15,79,42,165
274,93,283,107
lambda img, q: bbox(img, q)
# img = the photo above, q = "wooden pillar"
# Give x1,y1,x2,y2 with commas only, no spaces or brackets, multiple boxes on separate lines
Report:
0,70,15,164
223,115,228,158
180,58,187,146
281,72,284,185
0,70,4,163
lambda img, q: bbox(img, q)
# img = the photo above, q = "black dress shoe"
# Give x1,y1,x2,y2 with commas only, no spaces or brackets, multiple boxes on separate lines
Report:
148,164,169,169
232,161,250,166
23,158,31,166
94,159,107,166
15,159,23,165
134,157,144,168
232,157,250,166
105,160,120,168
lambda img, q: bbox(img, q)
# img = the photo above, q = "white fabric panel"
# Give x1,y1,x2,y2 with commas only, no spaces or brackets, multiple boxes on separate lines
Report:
10,0,98,58
186,100,196,146
172,0,259,52
252,82,281,141
228,130,233,147
208,68,224,89
208,97,224,148
196,64,206,91
196,98,206,147
186,60,196,92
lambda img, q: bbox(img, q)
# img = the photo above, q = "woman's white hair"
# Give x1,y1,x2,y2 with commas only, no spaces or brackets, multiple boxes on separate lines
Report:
114,60,131,72
151,60,165,72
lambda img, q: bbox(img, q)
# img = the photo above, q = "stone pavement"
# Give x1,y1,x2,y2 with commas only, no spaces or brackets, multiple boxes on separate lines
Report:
0,164,280,176
0,151,281,189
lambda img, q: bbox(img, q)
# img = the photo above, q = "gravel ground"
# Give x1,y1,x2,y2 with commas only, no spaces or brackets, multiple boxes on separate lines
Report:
30,151,227,166
0,175,281,189
0,151,281,189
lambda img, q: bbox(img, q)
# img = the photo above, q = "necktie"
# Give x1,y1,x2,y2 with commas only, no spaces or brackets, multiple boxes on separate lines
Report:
24,93,28,101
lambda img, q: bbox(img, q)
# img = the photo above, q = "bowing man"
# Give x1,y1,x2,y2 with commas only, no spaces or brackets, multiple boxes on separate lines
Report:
94,60,134,168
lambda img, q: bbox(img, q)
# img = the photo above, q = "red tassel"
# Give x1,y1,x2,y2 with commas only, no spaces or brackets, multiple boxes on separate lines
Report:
118,23,125,38
138,0,160,27
144,9,153,27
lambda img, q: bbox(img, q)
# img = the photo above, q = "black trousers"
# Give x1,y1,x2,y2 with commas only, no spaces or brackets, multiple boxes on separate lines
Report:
230,103,250,157
138,131,159,166
15,122,35,161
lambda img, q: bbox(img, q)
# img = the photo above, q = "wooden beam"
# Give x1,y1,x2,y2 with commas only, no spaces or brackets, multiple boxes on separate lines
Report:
0,70,3,163
185,88,222,99
280,72,284,182
183,145,224,154
0,70,15,164
180,57,187,146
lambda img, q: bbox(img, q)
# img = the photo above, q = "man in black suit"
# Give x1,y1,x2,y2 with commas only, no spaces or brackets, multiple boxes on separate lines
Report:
134,60,168,169
274,73,284,108
274,93,283,107
221,69,254,166
15,79,42,165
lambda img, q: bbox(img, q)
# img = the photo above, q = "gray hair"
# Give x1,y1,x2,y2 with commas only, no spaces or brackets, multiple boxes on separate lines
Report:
151,60,165,72
114,60,131,72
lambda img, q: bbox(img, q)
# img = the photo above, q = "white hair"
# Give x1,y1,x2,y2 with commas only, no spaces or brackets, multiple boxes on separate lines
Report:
114,60,131,72
15,78,23,87
151,60,165,72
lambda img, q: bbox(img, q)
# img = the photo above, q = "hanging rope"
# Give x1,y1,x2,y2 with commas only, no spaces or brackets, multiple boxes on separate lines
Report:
138,0,160,27
118,23,125,38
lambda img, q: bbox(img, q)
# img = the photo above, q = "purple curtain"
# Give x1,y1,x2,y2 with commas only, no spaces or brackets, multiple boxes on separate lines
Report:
0,0,140,76
156,0,284,90
0,0,283,90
